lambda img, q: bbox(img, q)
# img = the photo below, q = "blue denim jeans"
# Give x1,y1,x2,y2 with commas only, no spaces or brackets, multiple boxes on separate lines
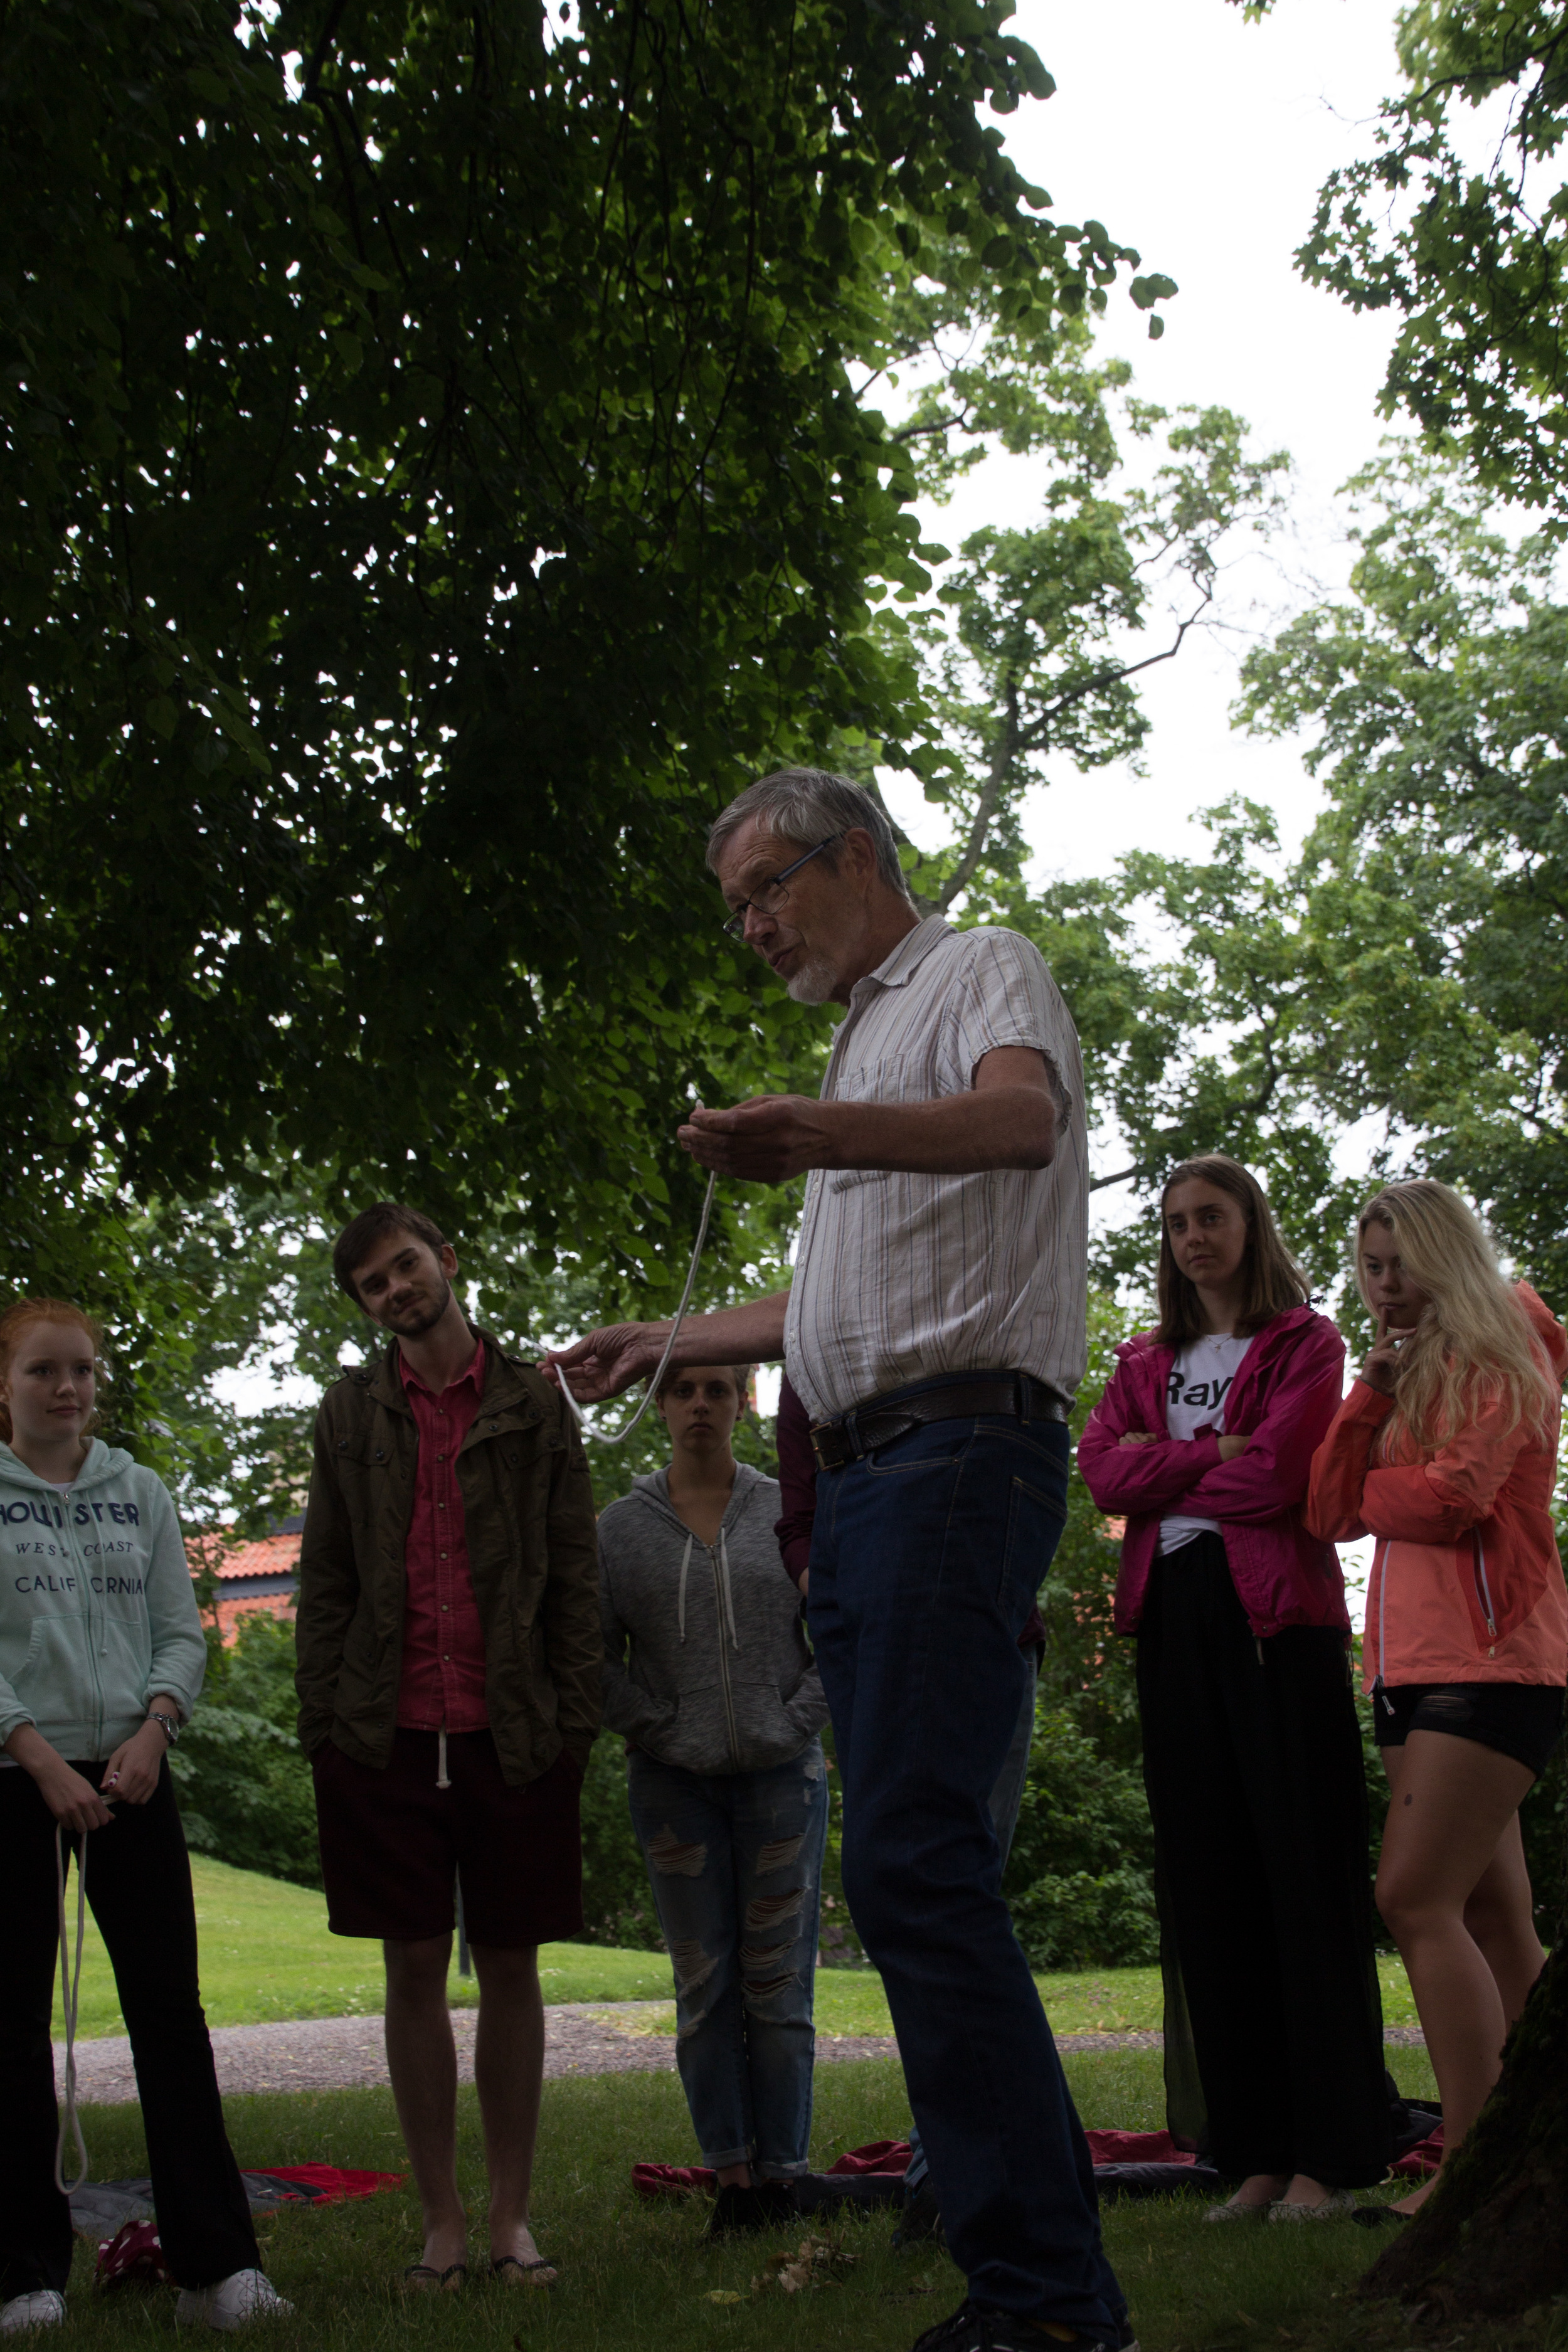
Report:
627,1742,828,2176
809,1415,1121,2328
902,1649,1037,2196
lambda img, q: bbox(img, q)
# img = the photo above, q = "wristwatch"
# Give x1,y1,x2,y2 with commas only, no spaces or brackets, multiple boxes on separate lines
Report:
147,1712,181,1747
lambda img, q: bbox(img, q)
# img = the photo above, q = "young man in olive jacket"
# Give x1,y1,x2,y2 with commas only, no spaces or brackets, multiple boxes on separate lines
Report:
296,1203,600,2291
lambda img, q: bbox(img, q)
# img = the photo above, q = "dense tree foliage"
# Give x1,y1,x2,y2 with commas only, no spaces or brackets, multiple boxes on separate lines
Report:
1,0,1171,1308
1238,0,1568,516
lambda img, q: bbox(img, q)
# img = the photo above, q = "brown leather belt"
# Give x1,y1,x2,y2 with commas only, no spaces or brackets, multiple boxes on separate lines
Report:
810,1371,1069,1472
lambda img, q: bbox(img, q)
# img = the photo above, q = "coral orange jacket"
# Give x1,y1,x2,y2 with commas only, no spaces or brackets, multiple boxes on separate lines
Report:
1305,1283,1568,1691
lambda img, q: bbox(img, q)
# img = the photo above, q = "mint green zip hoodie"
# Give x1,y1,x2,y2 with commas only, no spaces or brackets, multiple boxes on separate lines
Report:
0,1439,207,1760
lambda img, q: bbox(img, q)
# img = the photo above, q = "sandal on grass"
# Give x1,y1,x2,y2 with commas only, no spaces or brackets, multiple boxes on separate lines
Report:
490,2256,557,2289
402,2262,469,2294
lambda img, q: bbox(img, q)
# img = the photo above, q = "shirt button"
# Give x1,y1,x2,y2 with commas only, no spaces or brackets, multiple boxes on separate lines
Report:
442,1604,448,1611
440,1552,448,1560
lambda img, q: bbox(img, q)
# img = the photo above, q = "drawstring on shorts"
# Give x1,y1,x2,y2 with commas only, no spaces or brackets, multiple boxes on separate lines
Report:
436,1728,451,1789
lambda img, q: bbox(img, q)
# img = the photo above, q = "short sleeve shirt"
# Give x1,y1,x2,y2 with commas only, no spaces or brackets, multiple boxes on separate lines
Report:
783,916,1089,1422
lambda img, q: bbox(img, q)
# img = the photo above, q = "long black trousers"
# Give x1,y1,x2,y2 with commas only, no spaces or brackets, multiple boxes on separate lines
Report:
0,1759,258,2297
1136,1538,1391,2186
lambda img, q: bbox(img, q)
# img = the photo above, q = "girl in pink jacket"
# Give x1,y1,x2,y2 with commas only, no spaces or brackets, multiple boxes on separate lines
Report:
1079,1155,1387,2220
1307,1179,1565,2216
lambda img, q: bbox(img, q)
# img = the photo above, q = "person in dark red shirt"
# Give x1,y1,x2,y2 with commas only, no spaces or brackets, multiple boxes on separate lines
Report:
296,1204,600,2294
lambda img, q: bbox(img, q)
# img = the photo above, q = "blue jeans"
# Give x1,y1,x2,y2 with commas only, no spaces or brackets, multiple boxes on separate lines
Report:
809,1416,1121,2328
903,1650,1037,2196
627,1742,829,2176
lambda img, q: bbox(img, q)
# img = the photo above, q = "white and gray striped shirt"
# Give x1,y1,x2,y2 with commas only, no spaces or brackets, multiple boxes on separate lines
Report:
782,916,1088,1424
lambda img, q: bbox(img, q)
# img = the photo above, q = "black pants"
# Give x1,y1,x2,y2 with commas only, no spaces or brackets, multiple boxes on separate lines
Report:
1136,1538,1391,2186
0,1759,258,2297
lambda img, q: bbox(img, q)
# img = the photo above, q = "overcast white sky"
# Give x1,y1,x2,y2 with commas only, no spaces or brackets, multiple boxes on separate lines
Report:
877,3,1405,1614
879,0,1406,881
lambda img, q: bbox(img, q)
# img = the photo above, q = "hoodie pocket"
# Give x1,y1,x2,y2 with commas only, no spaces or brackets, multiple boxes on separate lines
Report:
726,1677,824,1771
4,1613,88,1726
651,1683,735,1772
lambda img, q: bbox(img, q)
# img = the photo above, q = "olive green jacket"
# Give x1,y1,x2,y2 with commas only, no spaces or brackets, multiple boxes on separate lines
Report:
294,1331,601,1786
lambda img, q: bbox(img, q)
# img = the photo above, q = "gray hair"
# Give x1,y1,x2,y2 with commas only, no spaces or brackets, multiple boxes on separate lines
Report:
706,768,914,903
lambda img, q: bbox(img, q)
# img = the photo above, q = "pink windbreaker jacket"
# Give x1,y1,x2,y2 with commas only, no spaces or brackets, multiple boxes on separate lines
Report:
1078,1305,1350,1640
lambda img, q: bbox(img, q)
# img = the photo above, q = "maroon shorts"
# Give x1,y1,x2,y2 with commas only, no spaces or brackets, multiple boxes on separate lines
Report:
312,1729,585,1946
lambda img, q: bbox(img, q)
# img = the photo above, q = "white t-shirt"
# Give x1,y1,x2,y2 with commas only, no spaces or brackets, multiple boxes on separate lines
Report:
1158,1333,1253,1555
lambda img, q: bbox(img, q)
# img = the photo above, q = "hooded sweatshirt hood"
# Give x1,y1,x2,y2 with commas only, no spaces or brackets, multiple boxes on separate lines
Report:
598,1463,828,1775
0,1439,207,1760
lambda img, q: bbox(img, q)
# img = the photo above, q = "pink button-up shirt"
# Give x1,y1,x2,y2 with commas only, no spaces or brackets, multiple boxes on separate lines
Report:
396,1336,490,1732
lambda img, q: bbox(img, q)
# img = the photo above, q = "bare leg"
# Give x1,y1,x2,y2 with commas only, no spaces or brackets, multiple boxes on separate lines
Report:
469,1944,554,2279
1462,1812,1547,2027
1376,1734,1536,2215
715,2164,753,2188
1221,2172,1288,2210
383,1935,467,2271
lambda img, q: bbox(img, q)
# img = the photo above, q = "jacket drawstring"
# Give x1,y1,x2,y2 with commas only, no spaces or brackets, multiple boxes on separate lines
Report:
677,1534,693,1645
437,1728,450,1789
718,1528,740,1650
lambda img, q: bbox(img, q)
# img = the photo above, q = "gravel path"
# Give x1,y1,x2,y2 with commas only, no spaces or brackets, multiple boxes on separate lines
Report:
55,2009,1425,2107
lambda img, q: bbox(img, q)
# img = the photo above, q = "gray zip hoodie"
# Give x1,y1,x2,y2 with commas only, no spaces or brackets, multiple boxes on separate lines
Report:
0,1439,206,1759
598,1464,828,1775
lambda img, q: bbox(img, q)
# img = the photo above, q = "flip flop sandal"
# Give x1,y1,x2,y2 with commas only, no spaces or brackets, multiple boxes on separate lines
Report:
490,2256,556,2288
402,2262,469,2293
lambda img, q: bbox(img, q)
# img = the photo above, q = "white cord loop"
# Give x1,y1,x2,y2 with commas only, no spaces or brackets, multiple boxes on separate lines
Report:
558,1173,719,1445
55,1823,89,2197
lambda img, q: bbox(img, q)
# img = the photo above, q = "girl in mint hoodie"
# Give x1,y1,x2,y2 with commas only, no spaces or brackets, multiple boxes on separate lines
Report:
0,1299,289,2337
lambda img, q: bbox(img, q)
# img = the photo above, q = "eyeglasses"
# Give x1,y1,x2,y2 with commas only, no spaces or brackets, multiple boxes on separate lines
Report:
721,835,842,940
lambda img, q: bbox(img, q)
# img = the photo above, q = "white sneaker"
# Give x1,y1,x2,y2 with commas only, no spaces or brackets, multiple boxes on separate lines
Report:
0,2294,66,2336
174,2272,293,2331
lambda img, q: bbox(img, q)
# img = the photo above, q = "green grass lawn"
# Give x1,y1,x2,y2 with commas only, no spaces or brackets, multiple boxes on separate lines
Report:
56,1855,1422,2040
56,2048,1465,2352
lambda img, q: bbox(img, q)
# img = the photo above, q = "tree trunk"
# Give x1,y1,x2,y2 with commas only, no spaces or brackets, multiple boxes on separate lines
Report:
1359,1937,1568,2316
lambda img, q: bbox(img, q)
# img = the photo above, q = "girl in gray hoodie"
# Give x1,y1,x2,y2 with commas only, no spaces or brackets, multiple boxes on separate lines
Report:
0,1298,289,2336
598,1365,829,2235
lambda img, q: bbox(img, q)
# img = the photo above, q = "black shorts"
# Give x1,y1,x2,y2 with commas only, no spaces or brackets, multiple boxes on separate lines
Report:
1372,1682,1565,1781
312,1728,585,1946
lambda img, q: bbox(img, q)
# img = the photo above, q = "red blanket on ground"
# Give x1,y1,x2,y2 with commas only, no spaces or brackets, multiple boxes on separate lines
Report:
632,2131,1197,2198
96,2168,405,2287
1391,2127,1443,2178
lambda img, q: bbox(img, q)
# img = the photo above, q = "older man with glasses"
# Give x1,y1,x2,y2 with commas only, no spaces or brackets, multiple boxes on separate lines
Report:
546,769,1130,2352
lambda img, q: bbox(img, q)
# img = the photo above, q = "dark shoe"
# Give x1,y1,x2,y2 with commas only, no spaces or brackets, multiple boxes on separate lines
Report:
891,2175,944,2249
704,2182,795,2238
910,2300,1138,2352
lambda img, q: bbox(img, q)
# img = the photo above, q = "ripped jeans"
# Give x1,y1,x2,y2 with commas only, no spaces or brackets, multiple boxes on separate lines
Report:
627,1740,829,2176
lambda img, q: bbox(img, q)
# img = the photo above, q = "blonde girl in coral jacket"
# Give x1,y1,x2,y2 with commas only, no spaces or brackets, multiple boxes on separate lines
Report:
1307,1182,1567,2215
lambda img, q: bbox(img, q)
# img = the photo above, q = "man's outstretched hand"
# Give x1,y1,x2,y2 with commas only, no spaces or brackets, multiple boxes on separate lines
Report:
678,1096,831,1183
541,1322,665,1404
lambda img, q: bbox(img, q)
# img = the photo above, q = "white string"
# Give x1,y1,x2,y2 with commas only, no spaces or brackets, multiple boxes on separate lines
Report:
557,1173,719,1445
55,1823,89,2197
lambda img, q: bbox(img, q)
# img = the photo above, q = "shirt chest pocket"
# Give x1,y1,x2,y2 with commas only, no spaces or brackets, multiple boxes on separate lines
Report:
333,1435,398,1532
